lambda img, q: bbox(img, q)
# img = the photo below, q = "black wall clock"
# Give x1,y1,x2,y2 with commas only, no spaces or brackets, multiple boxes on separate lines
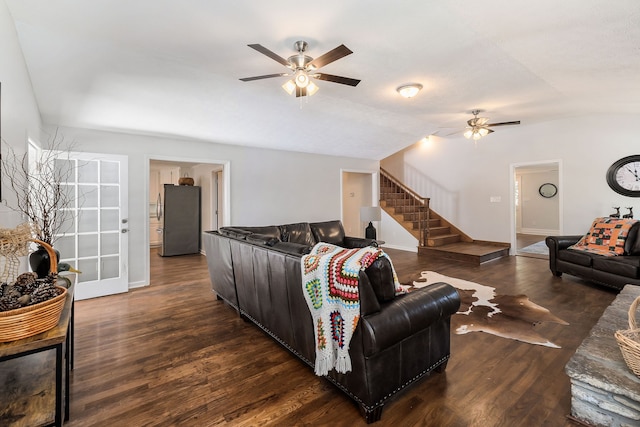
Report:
539,183,557,198
606,155,640,197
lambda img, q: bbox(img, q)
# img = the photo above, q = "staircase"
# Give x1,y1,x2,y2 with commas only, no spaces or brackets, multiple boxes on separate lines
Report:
380,168,510,264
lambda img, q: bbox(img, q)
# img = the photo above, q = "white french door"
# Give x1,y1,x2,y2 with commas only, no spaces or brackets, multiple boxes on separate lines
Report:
54,152,129,300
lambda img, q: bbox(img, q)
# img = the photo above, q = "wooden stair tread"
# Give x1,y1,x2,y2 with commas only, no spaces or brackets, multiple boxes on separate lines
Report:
429,233,459,239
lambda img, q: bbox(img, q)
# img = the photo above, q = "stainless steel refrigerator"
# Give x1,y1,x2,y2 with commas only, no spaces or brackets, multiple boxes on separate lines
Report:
157,184,201,256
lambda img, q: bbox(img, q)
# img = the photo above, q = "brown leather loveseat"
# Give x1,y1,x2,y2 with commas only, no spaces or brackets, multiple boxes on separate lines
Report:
203,220,460,423
546,219,640,290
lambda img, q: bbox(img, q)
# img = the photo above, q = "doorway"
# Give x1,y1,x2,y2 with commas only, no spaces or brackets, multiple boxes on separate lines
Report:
341,170,378,238
146,156,230,286
511,160,562,258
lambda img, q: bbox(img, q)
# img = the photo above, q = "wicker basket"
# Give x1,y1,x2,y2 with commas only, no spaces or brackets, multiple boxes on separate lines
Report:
614,296,640,378
0,240,67,343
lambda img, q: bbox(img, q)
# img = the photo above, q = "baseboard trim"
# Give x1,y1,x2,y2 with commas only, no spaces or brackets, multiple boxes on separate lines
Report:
129,280,148,289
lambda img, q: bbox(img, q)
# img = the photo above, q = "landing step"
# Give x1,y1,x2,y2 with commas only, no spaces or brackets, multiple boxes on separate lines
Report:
418,241,510,264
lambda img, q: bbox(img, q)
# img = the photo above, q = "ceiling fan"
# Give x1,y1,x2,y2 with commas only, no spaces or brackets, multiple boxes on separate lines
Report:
463,109,521,140
239,40,360,97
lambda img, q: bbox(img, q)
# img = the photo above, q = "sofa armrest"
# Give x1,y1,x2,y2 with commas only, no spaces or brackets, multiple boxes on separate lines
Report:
309,220,345,245
545,235,583,251
246,233,280,246
545,235,583,276
359,282,460,356
344,236,378,248
219,227,253,239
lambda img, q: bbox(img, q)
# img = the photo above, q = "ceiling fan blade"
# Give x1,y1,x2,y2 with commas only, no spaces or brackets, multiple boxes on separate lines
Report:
239,73,288,82
307,44,353,69
247,44,290,67
313,73,360,86
487,121,521,127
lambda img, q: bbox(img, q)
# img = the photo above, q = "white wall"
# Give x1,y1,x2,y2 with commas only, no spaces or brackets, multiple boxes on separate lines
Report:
379,210,418,252
382,114,640,247
0,0,42,228
50,126,378,287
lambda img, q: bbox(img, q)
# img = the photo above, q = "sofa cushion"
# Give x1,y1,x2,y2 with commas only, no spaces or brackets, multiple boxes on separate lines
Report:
309,220,345,245
237,226,281,239
626,222,640,255
569,217,638,256
592,256,640,278
558,249,594,267
280,222,316,246
365,258,397,302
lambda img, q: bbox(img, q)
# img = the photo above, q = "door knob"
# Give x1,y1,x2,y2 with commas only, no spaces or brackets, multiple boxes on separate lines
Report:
121,229,129,233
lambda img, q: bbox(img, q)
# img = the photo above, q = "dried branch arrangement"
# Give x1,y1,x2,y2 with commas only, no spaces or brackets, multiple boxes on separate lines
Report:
1,130,76,245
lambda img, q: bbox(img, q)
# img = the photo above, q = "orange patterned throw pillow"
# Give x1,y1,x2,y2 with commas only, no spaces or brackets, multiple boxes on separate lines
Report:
569,217,639,256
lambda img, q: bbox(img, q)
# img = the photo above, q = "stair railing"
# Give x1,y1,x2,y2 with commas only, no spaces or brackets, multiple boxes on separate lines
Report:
380,168,430,246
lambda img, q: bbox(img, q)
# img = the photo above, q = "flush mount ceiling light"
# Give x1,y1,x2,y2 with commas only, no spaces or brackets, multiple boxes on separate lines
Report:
396,83,423,98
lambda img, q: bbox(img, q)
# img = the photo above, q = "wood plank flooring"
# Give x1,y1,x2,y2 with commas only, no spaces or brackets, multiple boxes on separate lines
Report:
65,248,618,426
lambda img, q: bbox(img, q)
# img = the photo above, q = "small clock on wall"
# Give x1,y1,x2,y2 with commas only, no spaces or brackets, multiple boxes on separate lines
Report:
539,183,558,198
606,155,640,197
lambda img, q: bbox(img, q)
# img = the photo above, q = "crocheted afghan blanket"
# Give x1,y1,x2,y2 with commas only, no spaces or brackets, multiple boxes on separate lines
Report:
301,242,402,376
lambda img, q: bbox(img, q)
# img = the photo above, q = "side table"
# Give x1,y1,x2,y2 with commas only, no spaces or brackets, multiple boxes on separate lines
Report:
0,281,75,427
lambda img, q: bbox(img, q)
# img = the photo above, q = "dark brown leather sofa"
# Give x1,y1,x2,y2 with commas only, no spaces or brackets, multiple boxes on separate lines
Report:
545,221,640,290
203,220,461,423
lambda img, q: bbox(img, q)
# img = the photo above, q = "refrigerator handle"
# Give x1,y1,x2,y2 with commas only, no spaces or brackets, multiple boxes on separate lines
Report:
156,192,162,221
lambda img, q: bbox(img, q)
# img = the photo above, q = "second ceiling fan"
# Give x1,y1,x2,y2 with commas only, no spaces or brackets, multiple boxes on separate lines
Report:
463,109,521,140
240,40,360,97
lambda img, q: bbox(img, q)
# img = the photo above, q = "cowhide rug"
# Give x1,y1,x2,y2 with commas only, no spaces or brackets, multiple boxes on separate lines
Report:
412,271,569,348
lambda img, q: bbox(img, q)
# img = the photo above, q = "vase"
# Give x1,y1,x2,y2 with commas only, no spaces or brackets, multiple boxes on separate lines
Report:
29,245,61,279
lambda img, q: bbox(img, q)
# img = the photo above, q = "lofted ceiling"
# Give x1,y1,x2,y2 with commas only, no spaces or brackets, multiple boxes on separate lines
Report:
5,0,640,160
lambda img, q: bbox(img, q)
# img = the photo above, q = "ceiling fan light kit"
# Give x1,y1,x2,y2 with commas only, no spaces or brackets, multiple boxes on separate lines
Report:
464,127,489,140
396,83,423,98
240,40,360,98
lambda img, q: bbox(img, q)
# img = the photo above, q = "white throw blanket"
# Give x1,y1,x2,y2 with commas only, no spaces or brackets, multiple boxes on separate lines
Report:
301,243,402,376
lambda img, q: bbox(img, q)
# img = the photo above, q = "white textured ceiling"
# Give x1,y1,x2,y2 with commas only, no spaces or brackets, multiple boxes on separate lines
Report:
5,0,640,159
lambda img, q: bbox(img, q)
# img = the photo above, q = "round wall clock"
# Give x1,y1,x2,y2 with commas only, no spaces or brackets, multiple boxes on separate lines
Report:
606,155,640,197
539,183,557,198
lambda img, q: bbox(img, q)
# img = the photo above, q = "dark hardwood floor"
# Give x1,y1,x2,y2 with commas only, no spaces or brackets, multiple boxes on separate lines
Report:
66,247,617,426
